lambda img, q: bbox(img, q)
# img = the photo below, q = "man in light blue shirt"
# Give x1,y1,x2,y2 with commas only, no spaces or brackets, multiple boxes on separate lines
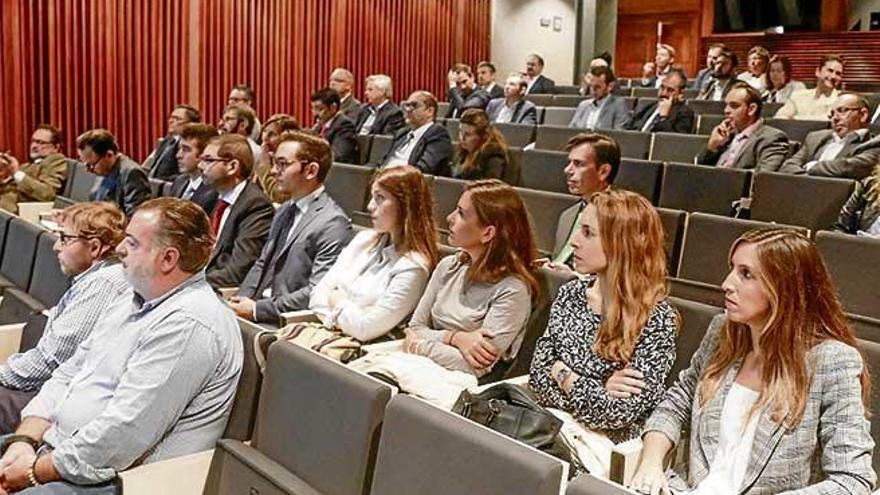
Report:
0,198,242,494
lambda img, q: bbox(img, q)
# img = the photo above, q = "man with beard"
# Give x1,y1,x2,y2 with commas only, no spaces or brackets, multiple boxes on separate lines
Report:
0,125,68,214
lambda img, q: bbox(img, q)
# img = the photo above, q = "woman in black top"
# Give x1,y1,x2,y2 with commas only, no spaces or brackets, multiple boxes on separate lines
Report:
451,109,510,181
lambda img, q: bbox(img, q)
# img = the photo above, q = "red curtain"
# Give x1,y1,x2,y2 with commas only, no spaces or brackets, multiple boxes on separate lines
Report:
0,0,490,162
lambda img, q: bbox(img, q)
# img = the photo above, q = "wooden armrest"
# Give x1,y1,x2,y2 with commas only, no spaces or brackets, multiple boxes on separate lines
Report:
17,202,55,227
280,310,319,326
217,287,238,298
0,323,25,363
360,339,404,354
118,449,214,495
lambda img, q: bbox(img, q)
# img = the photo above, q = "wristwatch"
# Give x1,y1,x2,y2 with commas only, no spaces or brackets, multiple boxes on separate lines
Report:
27,457,41,487
555,366,571,387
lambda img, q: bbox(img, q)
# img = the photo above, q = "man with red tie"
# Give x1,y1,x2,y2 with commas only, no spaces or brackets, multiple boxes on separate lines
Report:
309,87,358,164
198,134,274,289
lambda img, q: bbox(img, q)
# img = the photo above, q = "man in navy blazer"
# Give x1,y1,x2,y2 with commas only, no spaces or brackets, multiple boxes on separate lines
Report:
525,53,555,94
143,104,200,180
232,131,353,325
168,123,219,214
485,73,538,125
625,69,695,134
310,88,358,164
353,74,406,136
446,64,491,118
378,91,453,176
476,61,504,99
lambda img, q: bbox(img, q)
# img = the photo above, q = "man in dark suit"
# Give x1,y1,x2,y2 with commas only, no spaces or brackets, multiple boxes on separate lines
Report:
169,123,219,213
691,43,726,91
199,134,274,289
310,88,358,164
379,90,453,176
476,61,504,99
485,73,538,125
227,84,262,142
525,53,555,94
698,50,739,101
698,82,788,170
143,104,200,180
625,68,695,134
354,74,406,136
77,129,151,217
446,64,491,118
780,92,880,179
329,67,361,120
231,131,353,325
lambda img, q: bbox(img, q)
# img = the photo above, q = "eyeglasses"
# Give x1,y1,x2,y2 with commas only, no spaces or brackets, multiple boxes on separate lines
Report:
199,156,230,166
401,101,425,111
30,138,55,146
830,106,862,116
271,157,313,171
53,230,94,246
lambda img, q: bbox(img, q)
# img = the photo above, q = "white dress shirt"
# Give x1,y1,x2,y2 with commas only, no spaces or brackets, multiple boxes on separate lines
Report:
358,100,389,135
386,122,433,168
217,180,248,235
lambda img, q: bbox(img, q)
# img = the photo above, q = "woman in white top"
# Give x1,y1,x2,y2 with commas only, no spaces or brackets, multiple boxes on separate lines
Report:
630,229,875,494
309,165,439,341
764,55,806,104
737,45,770,94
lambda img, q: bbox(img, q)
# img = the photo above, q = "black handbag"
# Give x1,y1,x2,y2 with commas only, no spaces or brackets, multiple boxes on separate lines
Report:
451,383,584,476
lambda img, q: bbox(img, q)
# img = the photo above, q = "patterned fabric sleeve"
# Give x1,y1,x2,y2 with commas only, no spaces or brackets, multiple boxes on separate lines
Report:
528,280,577,411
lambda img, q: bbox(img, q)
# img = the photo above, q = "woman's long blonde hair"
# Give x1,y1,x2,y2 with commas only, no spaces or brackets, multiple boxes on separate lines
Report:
698,229,870,427
590,190,670,362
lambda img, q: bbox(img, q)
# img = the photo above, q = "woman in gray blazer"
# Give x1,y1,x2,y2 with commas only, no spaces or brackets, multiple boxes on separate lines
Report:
631,228,875,495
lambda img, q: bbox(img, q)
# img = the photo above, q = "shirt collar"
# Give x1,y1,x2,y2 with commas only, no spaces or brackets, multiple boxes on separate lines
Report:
372,100,389,111
411,121,434,140
736,119,763,139
73,258,116,284
187,176,204,190
835,128,869,142
219,179,248,205
291,185,325,213
590,94,609,106
131,271,206,313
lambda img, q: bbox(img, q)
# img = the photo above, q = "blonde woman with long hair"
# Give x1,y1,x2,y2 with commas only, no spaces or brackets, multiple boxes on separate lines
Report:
631,229,875,495
529,190,678,445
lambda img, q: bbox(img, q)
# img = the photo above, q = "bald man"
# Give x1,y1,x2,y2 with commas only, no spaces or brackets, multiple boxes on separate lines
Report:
329,68,361,120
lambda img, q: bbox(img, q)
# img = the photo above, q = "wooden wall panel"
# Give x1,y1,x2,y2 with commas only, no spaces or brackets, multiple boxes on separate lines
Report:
0,0,490,162
616,1,702,78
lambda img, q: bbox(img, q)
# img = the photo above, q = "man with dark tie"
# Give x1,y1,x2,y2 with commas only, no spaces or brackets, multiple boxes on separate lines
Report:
353,74,406,136
142,104,200,180
780,92,880,179
476,61,504,99
625,68,695,134
309,87,358,164
168,123,219,213
378,90,453,176
199,134,274,289
230,131,353,325
446,64,491,118
77,129,151,217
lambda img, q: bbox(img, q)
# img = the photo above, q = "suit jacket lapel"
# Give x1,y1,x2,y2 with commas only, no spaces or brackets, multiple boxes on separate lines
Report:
274,192,327,262
209,184,248,264
512,100,524,122
739,409,788,493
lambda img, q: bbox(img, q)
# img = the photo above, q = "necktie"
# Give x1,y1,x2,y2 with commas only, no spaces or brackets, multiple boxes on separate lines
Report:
210,200,230,236
718,134,748,168
256,203,299,295
552,203,585,266
182,183,197,200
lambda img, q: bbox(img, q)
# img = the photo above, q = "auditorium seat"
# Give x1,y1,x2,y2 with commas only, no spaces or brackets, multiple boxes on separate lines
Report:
520,149,569,194
856,338,880,475
815,231,880,321
355,135,372,165
503,267,578,378
367,135,394,165
445,118,460,139
668,297,722,387
554,85,582,95
0,232,69,329
658,207,686,276
622,96,638,111
632,97,657,115
525,94,555,107
682,89,700,100
600,130,652,160
61,158,80,198
437,102,450,118
632,87,659,99
614,158,663,204
763,102,784,116
542,107,577,126
494,122,536,148
0,217,42,294
369,395,566,495
224,318,276,441
65,162,100,203
432,176,466,230
148,178,169,198
0,211,13,262
749,172,854,232
764,118,829,143
696,114,723,135
203,341,393,495
325,163,373,216
669,213,806,306
517,187,580,255
613,87,631,97
535,126,581,151
552,95,586,107
686,100,725,115
618,77,633,88
504,147,524,186
650,133,708,163
658,163,751,216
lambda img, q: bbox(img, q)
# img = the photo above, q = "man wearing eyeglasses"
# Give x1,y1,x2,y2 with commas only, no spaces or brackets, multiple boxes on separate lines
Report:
780,92,880,179
198,134,273,289
378,91,453,176
0,202,129,433
77,129,151,217
0,125,69,215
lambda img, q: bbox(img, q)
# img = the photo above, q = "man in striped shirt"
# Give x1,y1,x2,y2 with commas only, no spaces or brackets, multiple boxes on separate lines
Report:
0,202,129,433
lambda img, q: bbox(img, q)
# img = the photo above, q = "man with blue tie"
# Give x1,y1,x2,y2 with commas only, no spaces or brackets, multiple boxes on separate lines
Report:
77,129,151,217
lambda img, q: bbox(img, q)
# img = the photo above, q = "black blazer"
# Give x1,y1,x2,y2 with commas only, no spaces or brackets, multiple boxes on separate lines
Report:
91,155,152,217
144,136,181,180
625,100,695,134
484,83,504,99
446,87,492,118
527,74,556,94
205,182,275,289
353,102,406,136
169,174,218,214
380,124,453,177
317,115,358,164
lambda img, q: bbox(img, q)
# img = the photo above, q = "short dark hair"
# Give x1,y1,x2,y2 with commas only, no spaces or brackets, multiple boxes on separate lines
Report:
594,51,613,66
222,104,256,135
310,87,341,109
207,134,254,179
718,49,738,67
819,54,844,69
263,114,301,133
666,68,688,90
35,124,62,145
708,42,727,51
528,53,545,67
174,104,201,122
231,84,256,103
451,63,473,76
136,197,214,273
477,61,496,73
277,131,334,183
178,124,219,155
729,81,764,117
564,133,621,183
410,90,438,114
589,65,616,84
76,129,118,155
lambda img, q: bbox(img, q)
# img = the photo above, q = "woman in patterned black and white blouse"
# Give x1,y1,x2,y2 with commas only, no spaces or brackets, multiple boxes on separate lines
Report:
529,189,678,443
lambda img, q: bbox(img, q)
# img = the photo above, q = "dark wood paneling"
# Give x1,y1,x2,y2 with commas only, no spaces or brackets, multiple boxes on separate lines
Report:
0,0,490,161
616,13,702,78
